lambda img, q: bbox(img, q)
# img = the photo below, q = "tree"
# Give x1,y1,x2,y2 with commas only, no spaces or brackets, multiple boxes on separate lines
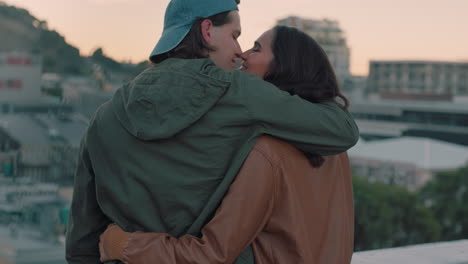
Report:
36,29,87,74
91,47,124,72
419,165,468,240
353,175,441,251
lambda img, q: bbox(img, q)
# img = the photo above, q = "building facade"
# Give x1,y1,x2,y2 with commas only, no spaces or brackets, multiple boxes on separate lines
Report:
350,99,468,146
348,137,468,191
350,157,431,192
0,52,42,105
0,114,86,184
277,16,351,84
366,60,468,99
0,128,20,179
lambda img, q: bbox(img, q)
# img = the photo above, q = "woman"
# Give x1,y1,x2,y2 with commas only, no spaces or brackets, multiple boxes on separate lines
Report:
99,26,354,264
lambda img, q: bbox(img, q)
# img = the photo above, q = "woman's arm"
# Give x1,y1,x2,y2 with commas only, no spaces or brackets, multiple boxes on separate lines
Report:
100,147,277,264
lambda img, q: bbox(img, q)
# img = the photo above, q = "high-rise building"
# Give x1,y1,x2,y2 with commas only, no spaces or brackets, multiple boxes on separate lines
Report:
277,16,351,84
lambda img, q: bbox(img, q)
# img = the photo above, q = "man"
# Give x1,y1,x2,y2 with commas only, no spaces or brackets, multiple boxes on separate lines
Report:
65,0,359,263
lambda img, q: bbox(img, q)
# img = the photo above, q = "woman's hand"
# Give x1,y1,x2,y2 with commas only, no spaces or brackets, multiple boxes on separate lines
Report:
99,223,131,262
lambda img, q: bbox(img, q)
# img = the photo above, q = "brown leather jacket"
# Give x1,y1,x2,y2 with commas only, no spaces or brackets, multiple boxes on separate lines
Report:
100,136,354,263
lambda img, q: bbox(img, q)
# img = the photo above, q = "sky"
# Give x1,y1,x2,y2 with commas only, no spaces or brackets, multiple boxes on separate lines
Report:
4,0,468,75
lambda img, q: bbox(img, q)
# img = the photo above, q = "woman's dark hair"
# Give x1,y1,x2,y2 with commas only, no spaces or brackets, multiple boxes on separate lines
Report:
265,25,350,168
151,1,240,63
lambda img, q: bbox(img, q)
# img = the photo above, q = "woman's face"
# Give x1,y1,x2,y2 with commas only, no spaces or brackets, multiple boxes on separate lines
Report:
240,29,274,78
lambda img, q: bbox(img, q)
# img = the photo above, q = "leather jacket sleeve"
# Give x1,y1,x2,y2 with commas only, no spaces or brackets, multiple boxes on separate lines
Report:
100,148,277,264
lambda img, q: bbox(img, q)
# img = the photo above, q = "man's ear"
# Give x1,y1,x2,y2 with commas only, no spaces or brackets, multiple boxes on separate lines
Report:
201,19,214,44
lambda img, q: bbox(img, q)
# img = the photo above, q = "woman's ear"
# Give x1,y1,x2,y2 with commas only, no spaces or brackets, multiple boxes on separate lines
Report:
201,19,214,44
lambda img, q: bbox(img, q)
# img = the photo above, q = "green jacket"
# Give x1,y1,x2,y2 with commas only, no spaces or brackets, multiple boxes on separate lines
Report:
66,58,359,263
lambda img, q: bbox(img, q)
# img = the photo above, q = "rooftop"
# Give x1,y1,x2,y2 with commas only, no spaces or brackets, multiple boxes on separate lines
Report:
0,114,87,147
349,137,468,170
351,99,468,115
0,114,50,146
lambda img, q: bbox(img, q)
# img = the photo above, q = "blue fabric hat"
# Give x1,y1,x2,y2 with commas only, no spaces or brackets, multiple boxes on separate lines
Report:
150,0,239,59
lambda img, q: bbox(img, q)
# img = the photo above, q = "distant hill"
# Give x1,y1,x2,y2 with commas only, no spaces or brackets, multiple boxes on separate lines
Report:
0,1,40,52
0,1,149,77
0,1,88,74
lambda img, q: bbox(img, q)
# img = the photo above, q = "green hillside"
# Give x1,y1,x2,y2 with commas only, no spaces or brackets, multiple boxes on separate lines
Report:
0,1,88,74
0,1,148,76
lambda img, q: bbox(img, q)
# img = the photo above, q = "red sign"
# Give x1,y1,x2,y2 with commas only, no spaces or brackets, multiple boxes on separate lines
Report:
6,57,32,65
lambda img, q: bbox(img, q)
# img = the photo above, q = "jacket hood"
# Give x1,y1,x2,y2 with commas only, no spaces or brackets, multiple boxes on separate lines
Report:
111,58,231,140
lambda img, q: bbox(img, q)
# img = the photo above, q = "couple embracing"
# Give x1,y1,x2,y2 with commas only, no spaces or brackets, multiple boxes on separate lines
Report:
66,0,358,263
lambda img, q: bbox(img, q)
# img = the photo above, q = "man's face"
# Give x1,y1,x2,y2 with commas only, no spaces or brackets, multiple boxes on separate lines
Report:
208,11,242,71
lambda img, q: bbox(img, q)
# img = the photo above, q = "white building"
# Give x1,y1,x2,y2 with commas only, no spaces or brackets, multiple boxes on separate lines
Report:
350,99,468,146
348,137,468,191
367,60,468,100
277,16,351,84
0,52,42,106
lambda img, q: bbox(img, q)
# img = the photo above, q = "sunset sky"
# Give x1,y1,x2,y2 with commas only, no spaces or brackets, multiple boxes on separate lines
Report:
4,0,468,75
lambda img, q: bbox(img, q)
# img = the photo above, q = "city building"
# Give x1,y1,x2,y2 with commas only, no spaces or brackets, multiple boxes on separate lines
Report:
366,60,468,100
0,224,65,264
0,113,80,264
0,114,87,184
348,137,468,191
0,179,60,222
0,127,20,178
62,81,113,119
277,16,351,84
350,99,468,146
0,115,50,181
343,75,367,102
0,52,42,105
0,52,73,115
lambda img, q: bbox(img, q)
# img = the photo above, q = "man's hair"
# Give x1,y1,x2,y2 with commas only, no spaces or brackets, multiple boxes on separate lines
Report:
151,0,240,63
264,26,350,168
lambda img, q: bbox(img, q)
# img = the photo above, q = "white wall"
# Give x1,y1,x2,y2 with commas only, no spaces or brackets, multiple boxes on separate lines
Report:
0,52,42,104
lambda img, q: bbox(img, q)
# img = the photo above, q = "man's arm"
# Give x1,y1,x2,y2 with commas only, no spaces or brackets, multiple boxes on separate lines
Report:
99,147,277,264
239,72,359,156
66,134,111,264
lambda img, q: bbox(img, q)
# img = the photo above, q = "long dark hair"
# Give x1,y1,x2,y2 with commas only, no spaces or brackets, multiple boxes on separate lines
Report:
265,26,350,168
